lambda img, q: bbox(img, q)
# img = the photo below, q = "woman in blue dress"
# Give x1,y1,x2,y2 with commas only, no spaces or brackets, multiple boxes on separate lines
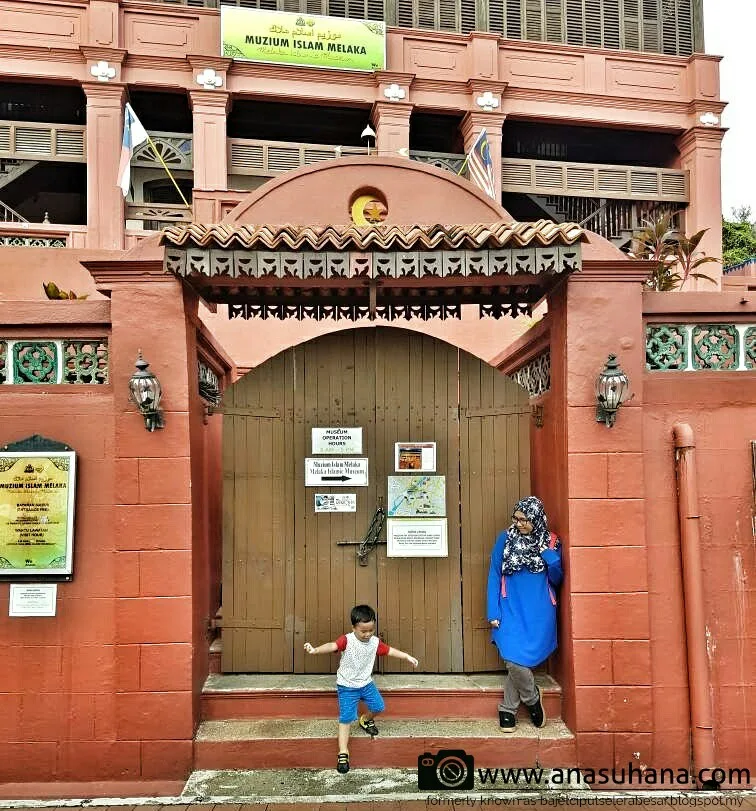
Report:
486,496,562,732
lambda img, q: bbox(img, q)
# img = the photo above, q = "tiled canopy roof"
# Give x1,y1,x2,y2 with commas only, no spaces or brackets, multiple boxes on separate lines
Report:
160,220,586,251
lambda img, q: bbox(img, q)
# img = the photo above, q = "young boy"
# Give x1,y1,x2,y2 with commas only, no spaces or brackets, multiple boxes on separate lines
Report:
304,604,418,774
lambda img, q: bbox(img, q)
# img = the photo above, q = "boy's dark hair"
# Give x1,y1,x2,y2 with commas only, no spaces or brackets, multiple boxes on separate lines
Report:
351,604,376,625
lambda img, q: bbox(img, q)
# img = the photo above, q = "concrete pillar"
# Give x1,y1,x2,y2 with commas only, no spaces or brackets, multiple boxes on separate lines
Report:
548,262,660,770
371,101,412,158
107,267,199,781
190,90,231,191
674,126,725,289
460,111,505,201
83,82,125,250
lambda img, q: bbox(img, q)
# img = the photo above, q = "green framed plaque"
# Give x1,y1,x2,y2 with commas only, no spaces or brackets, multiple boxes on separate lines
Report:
0,435,76,579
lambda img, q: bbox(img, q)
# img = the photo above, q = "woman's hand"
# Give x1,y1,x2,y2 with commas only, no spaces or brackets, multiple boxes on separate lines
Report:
304,642,315,654
489,619,500,628
406,654,419,667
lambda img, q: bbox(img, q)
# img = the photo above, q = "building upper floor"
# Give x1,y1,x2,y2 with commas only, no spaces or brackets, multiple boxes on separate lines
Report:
0,0,724,274
2,0,703,56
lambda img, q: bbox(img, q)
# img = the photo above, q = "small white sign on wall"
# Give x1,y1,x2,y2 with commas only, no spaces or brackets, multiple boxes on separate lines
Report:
395,442,436,472
312,427,363,455
315,493,357,513
9,583,58,617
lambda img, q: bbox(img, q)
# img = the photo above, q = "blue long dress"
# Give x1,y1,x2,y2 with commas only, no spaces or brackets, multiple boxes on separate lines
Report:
486,531,563,668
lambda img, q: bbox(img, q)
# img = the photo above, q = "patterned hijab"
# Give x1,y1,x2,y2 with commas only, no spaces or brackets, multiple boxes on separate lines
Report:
501,496,555,576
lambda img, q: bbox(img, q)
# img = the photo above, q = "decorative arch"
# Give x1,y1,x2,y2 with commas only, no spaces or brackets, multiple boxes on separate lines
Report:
223,155,514,226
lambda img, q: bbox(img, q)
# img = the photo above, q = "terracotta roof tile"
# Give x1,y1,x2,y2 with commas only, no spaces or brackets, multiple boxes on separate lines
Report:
160,221,585,251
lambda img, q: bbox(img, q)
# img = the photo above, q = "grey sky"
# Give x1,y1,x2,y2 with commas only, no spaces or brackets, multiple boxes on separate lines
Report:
703,0,753,218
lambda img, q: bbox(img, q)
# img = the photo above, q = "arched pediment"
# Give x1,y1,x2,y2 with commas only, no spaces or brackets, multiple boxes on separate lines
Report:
223,156,514,226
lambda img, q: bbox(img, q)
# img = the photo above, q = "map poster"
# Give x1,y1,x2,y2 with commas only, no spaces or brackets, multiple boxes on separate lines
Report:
395,442,436,472
0,451,76,577
387,475,446,517
387,518,448,557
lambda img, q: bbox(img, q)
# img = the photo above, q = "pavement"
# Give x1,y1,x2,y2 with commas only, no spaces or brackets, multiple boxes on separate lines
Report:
0,767,752,811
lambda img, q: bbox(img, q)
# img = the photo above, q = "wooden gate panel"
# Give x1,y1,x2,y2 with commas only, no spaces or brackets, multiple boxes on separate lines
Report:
223,328,529,674
460,353,530,671
296,331,380,673
222,352,293,672
376,330,463,673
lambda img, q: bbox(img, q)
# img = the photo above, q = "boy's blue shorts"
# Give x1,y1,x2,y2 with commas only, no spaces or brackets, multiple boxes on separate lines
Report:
337,681,385,723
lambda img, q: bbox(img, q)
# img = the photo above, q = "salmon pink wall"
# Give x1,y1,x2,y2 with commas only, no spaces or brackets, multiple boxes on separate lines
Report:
643,339,755,775
0,301,130,787
0,280,229,792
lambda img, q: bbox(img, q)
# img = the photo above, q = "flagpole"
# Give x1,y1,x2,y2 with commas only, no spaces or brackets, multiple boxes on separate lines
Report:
143,133,191,209
457,154,470,176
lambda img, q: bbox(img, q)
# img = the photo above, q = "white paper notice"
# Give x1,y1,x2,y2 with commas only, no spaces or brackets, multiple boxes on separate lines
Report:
9,583,57,617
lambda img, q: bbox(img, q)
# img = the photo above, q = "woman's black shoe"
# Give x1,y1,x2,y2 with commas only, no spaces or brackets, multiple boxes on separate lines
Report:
498,710,516,732
526,689,546,728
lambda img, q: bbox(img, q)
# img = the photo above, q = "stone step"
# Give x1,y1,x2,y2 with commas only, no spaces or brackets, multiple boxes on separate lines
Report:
194,717,576,771
201,672,562,721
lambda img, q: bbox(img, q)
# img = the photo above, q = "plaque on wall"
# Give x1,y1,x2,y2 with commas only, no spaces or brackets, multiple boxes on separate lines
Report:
0,436,77,580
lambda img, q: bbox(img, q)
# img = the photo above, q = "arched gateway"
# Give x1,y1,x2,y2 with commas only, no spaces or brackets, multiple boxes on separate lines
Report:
159,156,586,674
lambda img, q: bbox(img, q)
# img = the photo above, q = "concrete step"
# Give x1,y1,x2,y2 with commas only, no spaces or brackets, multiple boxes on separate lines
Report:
194,716,576,770
201,672,562,721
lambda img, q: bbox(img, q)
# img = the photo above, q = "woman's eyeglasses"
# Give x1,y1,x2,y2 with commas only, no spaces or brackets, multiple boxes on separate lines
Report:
512,515,530,525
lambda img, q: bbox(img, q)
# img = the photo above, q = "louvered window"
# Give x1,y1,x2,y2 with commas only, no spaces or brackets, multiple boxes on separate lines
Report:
506,0,522,37
460,0,476,33
218,0,695,49
622,0,640,50
489,0,695,54
220,0,383,19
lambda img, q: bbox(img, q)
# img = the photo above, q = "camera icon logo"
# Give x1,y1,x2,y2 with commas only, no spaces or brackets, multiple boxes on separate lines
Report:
417,749,475,790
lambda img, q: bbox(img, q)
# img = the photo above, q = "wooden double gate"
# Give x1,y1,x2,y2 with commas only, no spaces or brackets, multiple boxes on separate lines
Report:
221,328,530,673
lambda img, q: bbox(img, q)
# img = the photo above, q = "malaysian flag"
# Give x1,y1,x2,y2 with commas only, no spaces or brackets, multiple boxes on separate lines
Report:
464,128,496,199
118,103,148,197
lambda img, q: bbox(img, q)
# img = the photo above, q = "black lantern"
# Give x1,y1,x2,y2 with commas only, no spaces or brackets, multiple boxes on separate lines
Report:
128,353,164,431
595,354,631,428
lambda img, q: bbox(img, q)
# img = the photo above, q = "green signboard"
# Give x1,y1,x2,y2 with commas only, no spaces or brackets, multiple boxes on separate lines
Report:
221,7,386,72
0,450,76,577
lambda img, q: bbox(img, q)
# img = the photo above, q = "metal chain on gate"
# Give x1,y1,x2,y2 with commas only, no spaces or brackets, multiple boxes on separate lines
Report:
356,503,386,566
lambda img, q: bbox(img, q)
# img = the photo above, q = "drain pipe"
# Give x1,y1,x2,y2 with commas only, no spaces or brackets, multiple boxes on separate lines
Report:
672,423,716,785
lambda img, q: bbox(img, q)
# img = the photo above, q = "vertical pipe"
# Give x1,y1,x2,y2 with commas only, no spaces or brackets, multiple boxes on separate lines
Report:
672,422,716,781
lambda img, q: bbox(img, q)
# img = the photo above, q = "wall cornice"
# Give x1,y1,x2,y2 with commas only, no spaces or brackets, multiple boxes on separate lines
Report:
570,261,654,283
83,261,172,295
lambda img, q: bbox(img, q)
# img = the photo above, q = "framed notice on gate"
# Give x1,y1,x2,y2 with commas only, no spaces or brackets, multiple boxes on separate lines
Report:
387,518,448,557
0,437,77,579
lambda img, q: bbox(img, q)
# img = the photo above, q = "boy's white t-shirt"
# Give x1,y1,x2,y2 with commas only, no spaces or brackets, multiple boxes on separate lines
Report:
334,632,390,688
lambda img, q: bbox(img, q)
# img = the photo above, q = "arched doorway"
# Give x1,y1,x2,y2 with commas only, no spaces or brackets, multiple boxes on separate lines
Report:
221,327,530,674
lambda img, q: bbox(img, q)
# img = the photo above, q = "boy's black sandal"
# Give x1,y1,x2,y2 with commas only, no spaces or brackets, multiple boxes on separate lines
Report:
359,715,379,736
337,752,350,773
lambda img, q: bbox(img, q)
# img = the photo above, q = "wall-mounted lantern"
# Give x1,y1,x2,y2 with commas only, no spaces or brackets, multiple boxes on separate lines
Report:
595,354,631,428
128,353,164,432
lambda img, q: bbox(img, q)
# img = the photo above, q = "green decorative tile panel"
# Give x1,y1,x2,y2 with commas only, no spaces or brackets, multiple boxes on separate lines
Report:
745,327,756,369
691,324,739,370
646,325,688,370
13,341,57,383
64,340,109,384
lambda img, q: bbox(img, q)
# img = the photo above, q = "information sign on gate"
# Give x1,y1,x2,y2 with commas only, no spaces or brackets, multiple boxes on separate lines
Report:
305,458,368,487
312,427,362,455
